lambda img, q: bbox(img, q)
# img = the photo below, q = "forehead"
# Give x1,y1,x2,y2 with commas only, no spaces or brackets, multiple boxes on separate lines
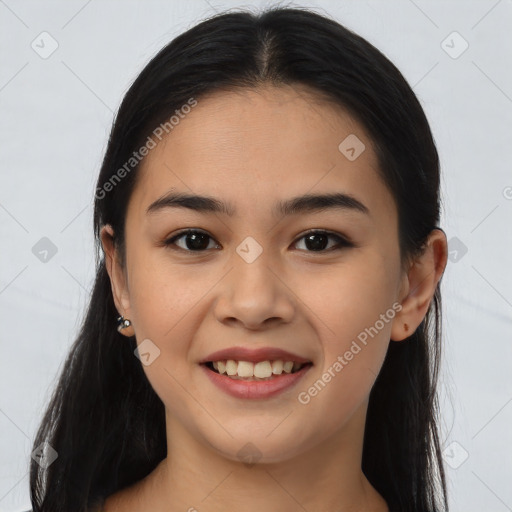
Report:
129,84,396,224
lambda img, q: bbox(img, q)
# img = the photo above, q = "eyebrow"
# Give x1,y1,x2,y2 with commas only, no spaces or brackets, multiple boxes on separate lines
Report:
146,191,370,217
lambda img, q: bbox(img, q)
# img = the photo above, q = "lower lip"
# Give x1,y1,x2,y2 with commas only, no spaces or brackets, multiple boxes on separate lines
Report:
200,363,312,399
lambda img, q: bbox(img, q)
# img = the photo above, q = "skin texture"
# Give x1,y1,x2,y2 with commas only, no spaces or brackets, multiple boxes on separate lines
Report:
101,84,448,511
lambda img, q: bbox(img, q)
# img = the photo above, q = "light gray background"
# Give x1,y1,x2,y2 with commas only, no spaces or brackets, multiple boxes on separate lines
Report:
1,1,511,511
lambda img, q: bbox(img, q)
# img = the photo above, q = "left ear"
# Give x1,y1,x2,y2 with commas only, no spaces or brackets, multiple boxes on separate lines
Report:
391,228,448,341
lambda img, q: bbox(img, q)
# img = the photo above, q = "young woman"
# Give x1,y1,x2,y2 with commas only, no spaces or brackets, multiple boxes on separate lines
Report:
29,7,449,512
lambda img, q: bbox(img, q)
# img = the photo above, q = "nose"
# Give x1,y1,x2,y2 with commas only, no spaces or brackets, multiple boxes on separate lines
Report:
213,250,295,331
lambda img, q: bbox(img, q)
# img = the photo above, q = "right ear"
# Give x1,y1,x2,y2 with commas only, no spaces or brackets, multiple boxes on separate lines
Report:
100,224,134,337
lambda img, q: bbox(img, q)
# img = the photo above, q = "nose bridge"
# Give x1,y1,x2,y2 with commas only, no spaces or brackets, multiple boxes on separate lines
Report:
234,243,272,292
214,236,294,328
231,235,277,305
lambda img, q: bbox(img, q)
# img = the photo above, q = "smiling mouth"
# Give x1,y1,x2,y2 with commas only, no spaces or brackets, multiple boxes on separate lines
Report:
202,360,313,381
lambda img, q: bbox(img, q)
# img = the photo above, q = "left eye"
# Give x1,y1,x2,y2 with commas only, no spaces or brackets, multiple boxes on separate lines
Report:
293,230,352,252
164,229,352,253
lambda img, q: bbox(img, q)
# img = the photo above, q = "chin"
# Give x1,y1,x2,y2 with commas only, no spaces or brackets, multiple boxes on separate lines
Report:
203,430,311,466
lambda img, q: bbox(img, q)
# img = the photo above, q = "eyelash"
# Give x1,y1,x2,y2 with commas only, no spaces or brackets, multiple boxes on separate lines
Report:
163,229,354,254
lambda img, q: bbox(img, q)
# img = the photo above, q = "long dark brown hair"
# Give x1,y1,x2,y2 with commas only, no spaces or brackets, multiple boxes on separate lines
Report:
30,7,448,512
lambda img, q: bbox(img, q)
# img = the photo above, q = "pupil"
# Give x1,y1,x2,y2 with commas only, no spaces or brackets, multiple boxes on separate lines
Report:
187,232,209,250
305,233,328,251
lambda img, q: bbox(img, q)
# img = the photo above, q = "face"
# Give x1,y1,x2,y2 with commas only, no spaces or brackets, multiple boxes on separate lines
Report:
105,84,411,464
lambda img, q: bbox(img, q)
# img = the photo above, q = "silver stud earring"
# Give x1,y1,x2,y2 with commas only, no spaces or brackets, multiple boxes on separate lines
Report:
117,315,132,333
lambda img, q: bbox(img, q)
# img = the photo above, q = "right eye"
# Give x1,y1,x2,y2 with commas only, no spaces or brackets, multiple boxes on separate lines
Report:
164,229,221,252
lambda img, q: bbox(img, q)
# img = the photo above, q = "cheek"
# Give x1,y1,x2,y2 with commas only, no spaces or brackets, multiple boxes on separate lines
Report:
300,249,400,345
293,252,399,417
126,244,208,341
125,259,209,413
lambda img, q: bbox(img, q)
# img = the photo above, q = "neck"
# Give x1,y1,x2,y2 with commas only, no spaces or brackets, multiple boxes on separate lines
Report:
114,402,389,512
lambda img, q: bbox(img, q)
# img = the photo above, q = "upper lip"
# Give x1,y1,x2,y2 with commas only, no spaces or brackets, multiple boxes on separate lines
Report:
199,346,312,364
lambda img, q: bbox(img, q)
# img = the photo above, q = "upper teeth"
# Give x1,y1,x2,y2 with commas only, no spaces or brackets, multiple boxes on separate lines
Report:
212,360,303,378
